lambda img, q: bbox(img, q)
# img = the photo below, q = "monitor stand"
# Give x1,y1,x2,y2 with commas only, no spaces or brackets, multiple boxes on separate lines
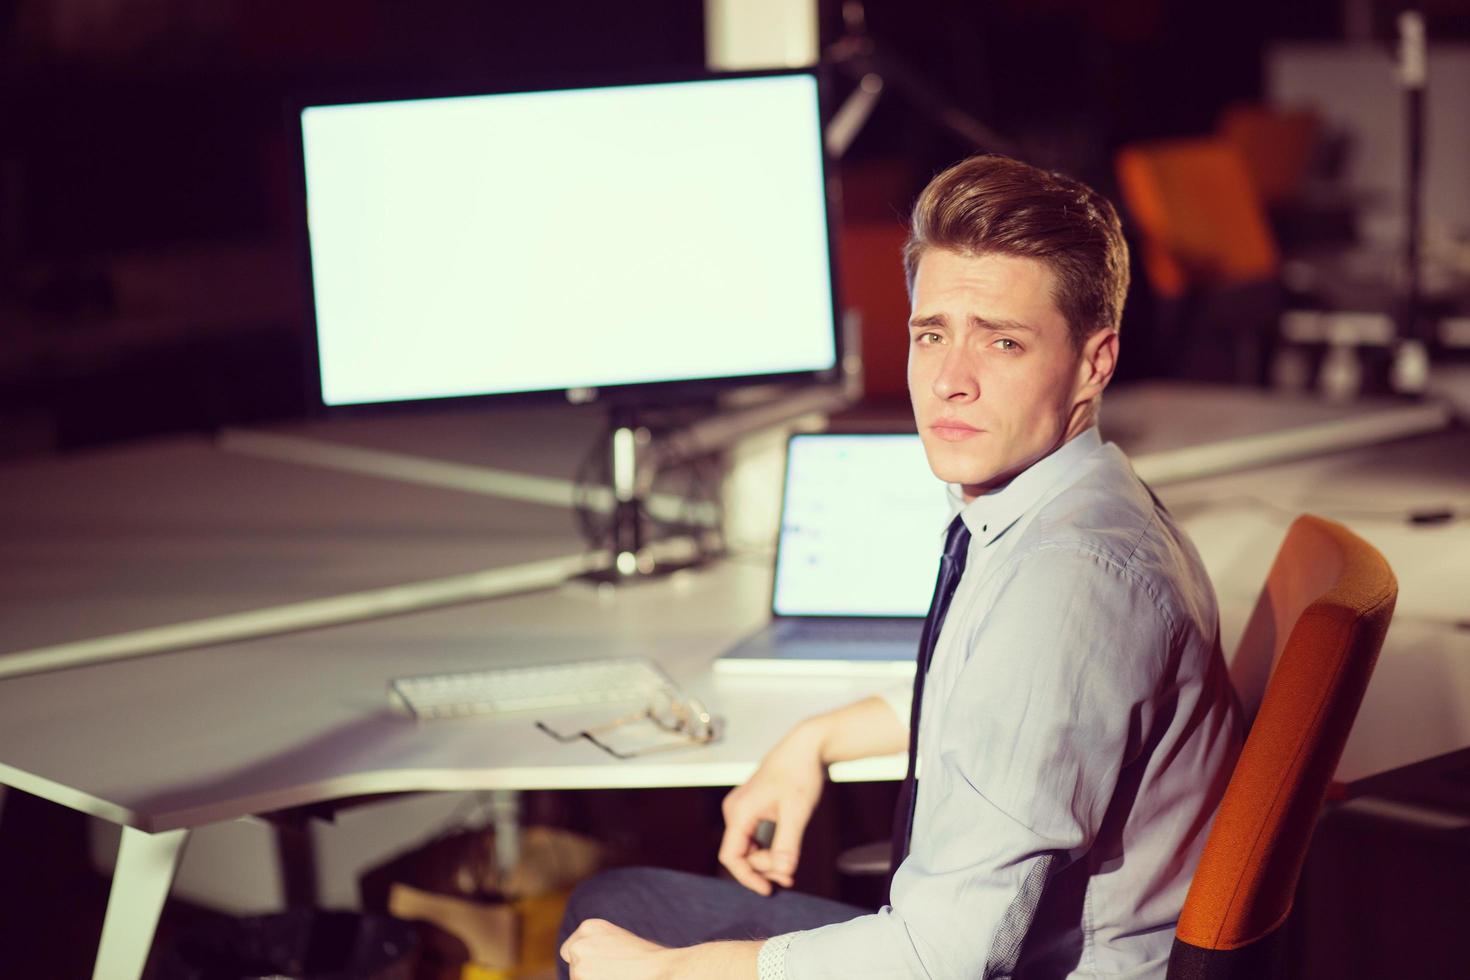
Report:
573,404,725,585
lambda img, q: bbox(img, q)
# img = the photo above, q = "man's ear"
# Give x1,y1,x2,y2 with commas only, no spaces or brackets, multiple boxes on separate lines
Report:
1074,328,1118,405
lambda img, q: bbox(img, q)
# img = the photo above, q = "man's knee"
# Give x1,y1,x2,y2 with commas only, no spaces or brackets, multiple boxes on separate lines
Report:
560,866,670,941
559,868,682,980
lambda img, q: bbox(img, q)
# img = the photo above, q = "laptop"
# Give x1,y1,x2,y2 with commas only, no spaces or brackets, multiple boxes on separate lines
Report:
715,432,954,676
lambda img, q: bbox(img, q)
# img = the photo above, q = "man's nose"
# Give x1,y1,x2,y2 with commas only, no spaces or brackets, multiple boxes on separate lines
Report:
932,348,979,401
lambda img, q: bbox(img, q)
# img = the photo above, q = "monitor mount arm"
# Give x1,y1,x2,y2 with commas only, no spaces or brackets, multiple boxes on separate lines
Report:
574,382,853,584
822,0,1021,161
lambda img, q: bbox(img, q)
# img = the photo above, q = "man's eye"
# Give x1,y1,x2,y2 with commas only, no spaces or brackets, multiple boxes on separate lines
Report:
914,331,943,345
993,338,1021,352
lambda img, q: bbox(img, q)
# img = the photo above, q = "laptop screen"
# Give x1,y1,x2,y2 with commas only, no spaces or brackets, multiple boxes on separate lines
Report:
772,433,953,617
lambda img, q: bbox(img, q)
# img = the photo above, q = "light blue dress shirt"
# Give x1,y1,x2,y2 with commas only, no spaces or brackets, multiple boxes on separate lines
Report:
769,426,1245,979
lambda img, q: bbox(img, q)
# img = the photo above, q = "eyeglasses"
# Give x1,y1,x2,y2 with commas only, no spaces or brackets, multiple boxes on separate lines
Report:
536,687,721,759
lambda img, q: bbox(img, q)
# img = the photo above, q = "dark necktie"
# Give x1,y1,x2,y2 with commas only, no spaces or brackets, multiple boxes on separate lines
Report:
890,513,972,885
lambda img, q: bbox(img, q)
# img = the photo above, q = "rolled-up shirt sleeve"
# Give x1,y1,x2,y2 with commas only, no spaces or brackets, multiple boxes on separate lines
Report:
779,547,1171,979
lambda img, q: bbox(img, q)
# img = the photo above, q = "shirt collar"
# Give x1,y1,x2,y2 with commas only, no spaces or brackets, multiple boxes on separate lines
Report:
952,427,1103,547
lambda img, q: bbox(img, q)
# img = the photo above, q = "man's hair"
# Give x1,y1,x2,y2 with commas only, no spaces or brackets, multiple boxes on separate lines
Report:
903,154,1130,348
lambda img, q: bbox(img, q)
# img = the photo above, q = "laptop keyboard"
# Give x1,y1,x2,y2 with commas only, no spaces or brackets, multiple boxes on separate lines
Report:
773,618,922,645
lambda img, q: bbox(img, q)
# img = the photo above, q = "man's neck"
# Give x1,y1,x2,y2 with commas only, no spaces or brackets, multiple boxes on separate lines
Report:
1064,397,1100,442
961,422,1099,503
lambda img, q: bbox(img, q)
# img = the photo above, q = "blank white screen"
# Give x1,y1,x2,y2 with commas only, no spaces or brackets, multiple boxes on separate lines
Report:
772,435,953,617
301,74,838,406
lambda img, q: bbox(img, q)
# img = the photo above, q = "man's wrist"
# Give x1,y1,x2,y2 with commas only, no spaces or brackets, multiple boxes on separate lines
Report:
791,714,835,767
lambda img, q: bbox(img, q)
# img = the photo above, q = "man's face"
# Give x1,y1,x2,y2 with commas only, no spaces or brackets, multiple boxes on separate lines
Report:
907,249,1106,500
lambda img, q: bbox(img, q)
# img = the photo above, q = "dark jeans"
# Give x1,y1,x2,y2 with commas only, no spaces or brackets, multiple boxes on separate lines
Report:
557,867,867,979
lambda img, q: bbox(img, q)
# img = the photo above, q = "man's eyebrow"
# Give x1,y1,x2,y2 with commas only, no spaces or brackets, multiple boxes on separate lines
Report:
906,313,1038,334
972,315,1038,334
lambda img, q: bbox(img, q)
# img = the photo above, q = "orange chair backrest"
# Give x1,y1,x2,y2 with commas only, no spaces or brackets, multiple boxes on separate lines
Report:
1115,138,1280,300
1177,515,1396,953
1217,103,1321,207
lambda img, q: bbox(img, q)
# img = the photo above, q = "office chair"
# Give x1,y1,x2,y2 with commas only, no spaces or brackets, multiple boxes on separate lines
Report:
1114,137,1282,385
1216,103,1360,259
1168,514,1397,978
1114,137,1279,303
837,515,1397,979
1216,104,1322,210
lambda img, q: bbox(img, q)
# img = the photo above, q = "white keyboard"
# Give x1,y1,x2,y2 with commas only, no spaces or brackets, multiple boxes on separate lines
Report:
389,657,676,720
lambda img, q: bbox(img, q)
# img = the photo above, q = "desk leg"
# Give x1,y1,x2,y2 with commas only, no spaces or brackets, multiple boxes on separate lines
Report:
91,826,190,980
491,789,520,873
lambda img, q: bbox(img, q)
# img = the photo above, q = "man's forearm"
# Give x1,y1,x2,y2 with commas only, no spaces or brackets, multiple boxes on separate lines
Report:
660,939,761,979
561,920,762,980
802,694,908,765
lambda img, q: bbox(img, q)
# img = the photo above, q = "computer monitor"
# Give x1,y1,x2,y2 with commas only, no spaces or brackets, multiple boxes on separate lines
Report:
295,69,841,411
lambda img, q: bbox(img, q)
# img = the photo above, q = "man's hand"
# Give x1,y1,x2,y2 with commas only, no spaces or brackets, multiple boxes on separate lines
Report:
560,918,671,980
718,720,826,894
718,696,909,895
560,919,759,980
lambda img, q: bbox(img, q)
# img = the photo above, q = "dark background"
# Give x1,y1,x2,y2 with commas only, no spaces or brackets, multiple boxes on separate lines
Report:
5,0,1468,454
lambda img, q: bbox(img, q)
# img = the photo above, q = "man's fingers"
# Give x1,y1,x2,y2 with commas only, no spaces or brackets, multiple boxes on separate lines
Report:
769,804,807,877
716,819,751,870
560,918,610,957
738,868,775,894
560,918,621,965
722,850,773,895
748,848,795,874
747,849,795,887
717,821,773,895
719,805,801,892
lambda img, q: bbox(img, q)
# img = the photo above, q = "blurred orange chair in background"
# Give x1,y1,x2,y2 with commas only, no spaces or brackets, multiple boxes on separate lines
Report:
1115,137,1282,383
1216,103,1323,209
1115,137,1280,302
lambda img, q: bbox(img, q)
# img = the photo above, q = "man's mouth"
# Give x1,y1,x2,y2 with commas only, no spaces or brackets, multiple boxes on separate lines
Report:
930,420,984,442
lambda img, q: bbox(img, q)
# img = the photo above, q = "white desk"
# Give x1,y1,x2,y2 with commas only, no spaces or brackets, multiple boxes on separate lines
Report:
1155,429,1470,787
0,383,1462,979
0,434,584,661
0,561,899,980
0,560,900,834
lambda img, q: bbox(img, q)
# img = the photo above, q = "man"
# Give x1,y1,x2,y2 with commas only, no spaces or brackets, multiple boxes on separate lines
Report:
559,154,1244,979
